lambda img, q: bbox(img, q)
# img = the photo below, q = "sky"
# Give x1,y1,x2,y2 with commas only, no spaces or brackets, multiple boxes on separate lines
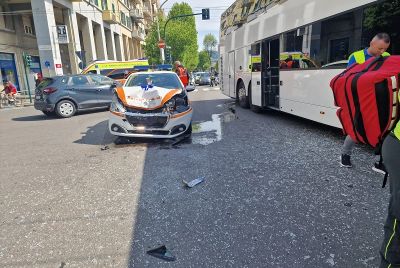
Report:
162,0,234,51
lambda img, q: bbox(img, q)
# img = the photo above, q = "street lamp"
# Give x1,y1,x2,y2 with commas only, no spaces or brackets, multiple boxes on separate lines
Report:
156,0,170,63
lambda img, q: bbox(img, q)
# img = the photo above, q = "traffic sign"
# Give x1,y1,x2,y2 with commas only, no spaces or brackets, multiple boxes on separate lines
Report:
158,39,165,49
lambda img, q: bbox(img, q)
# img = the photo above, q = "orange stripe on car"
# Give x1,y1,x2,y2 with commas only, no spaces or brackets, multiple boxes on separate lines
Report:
110,110,125,117
116,87,127,103
161,89,181,105
171,107,193,119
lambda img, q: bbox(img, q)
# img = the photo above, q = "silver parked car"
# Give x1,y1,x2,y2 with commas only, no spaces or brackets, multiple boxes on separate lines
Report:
34,74,118,118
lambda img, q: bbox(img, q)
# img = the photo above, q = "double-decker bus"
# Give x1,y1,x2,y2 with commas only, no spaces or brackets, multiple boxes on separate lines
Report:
219,0,400,128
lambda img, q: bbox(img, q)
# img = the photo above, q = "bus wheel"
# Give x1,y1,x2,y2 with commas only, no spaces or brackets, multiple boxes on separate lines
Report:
237,82,249,108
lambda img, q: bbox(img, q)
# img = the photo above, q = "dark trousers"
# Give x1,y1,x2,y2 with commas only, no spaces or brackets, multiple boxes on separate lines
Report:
380,134,400,267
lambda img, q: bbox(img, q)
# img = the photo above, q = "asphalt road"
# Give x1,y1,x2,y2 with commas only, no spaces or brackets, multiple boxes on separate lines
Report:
0,86,390,267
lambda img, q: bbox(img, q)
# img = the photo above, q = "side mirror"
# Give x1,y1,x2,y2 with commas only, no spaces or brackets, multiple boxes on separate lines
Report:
186,85,195,92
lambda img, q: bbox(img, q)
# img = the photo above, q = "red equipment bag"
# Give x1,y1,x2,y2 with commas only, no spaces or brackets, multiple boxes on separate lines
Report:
330,56,400,148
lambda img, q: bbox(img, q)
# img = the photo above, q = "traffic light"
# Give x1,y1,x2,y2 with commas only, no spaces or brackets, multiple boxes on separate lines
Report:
165,47,172,63
24,54,32,67
202,8,210,20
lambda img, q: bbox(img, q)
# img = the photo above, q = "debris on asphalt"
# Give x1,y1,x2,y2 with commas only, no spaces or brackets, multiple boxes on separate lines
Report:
100,145,109,151
172,134,191,146
344,202,352,207
183,177,205,188
146,245,176,262
59,262,66,268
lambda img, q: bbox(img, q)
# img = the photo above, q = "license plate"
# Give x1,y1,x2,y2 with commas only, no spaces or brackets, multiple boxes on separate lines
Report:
35,95,41,100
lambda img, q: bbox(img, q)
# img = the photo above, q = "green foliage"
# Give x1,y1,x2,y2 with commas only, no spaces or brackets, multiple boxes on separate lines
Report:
198,50,211,71
165,2,199,71
203,33,218,64
144,15,164,65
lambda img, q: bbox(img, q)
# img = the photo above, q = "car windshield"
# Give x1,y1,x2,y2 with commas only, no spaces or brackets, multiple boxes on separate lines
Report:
125,73,183,89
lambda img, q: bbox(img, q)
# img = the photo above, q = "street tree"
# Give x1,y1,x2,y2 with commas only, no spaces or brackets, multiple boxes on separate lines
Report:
165,2,199,71
203,33,218,63
198,50,211,71
144,15,165,65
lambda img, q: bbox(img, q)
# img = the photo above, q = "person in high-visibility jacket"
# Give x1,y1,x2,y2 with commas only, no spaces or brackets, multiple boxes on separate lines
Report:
174,61,189,87
340,33,391,172
380,95,400,267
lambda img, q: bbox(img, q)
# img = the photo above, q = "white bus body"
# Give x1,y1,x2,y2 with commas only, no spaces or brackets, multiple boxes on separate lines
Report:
219,0,387,128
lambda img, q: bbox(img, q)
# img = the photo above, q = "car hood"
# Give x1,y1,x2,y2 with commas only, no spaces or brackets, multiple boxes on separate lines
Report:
115,86,182,110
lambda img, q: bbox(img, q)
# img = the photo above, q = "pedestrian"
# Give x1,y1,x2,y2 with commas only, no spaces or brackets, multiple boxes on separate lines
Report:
1,80,17,105
340,32,391,174
379,105,400,267
174,61,189,87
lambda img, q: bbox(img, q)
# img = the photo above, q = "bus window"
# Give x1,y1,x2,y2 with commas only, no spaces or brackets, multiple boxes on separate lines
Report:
251,43,261,72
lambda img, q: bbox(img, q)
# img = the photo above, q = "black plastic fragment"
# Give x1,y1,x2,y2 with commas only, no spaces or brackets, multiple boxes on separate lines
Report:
146,245,176,262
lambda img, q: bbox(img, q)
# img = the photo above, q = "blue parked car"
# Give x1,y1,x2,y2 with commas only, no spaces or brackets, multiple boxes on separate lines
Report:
34,74,118,118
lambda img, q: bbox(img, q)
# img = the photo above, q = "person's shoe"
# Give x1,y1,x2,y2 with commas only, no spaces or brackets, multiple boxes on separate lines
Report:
372,161,387,175
340,154,352,168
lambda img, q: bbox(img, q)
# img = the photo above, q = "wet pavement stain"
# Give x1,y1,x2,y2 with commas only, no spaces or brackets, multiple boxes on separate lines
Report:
191,111,237,146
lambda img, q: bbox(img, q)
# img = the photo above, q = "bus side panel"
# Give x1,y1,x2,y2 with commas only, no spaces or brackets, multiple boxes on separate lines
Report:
279,69,343,128
228,51,236,98
221,53,230,96
235,46,251,96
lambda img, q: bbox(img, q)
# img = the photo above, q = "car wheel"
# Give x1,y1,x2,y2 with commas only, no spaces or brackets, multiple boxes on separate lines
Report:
237,82,249,108
42,111,55,116
56,100,76,118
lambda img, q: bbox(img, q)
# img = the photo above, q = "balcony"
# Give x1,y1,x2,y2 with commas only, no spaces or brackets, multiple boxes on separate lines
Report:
132,29,145,41
103,10,120,24
143,5,152,18
129,9,143,21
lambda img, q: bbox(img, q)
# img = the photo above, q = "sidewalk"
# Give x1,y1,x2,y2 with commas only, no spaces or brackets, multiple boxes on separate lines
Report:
0,93,35,110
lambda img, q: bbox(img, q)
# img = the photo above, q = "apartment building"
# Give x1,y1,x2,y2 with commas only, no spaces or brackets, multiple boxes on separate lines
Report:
0,0,159,92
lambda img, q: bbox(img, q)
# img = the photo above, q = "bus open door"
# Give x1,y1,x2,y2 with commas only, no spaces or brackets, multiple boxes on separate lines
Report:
261,38,280,109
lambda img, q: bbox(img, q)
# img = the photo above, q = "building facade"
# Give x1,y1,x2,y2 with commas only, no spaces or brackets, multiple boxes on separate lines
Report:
0,0,159,92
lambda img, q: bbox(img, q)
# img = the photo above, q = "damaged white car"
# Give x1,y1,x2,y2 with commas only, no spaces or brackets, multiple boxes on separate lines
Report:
108,72,195,138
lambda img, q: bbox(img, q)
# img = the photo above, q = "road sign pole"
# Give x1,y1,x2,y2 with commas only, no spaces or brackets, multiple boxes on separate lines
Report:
22,52,32,103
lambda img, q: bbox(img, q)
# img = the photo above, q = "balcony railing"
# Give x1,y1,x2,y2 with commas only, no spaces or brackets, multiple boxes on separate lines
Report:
103,10,120,24
129,9,143,20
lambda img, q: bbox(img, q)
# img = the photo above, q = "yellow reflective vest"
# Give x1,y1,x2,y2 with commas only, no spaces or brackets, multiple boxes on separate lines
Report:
394,94,400,140
349,49,390,64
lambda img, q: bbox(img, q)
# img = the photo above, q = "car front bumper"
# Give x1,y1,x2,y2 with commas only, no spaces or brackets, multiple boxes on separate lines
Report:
108,108,193,138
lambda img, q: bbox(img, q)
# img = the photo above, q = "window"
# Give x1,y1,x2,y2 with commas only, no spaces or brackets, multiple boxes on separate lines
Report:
250,43,261,72
102,0,107,10
121,12,126,25
112,4,115,13
24,25,33,35
90,74,114,85
126,73,183,90
69,76,90,86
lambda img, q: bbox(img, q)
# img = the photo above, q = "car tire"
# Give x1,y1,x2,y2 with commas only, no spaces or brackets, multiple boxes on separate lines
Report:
42,111,55,116
56,100,76,118
237,82,249,108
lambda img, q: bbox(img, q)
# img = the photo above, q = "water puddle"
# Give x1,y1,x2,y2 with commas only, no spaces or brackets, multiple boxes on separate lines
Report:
191,111,237,146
